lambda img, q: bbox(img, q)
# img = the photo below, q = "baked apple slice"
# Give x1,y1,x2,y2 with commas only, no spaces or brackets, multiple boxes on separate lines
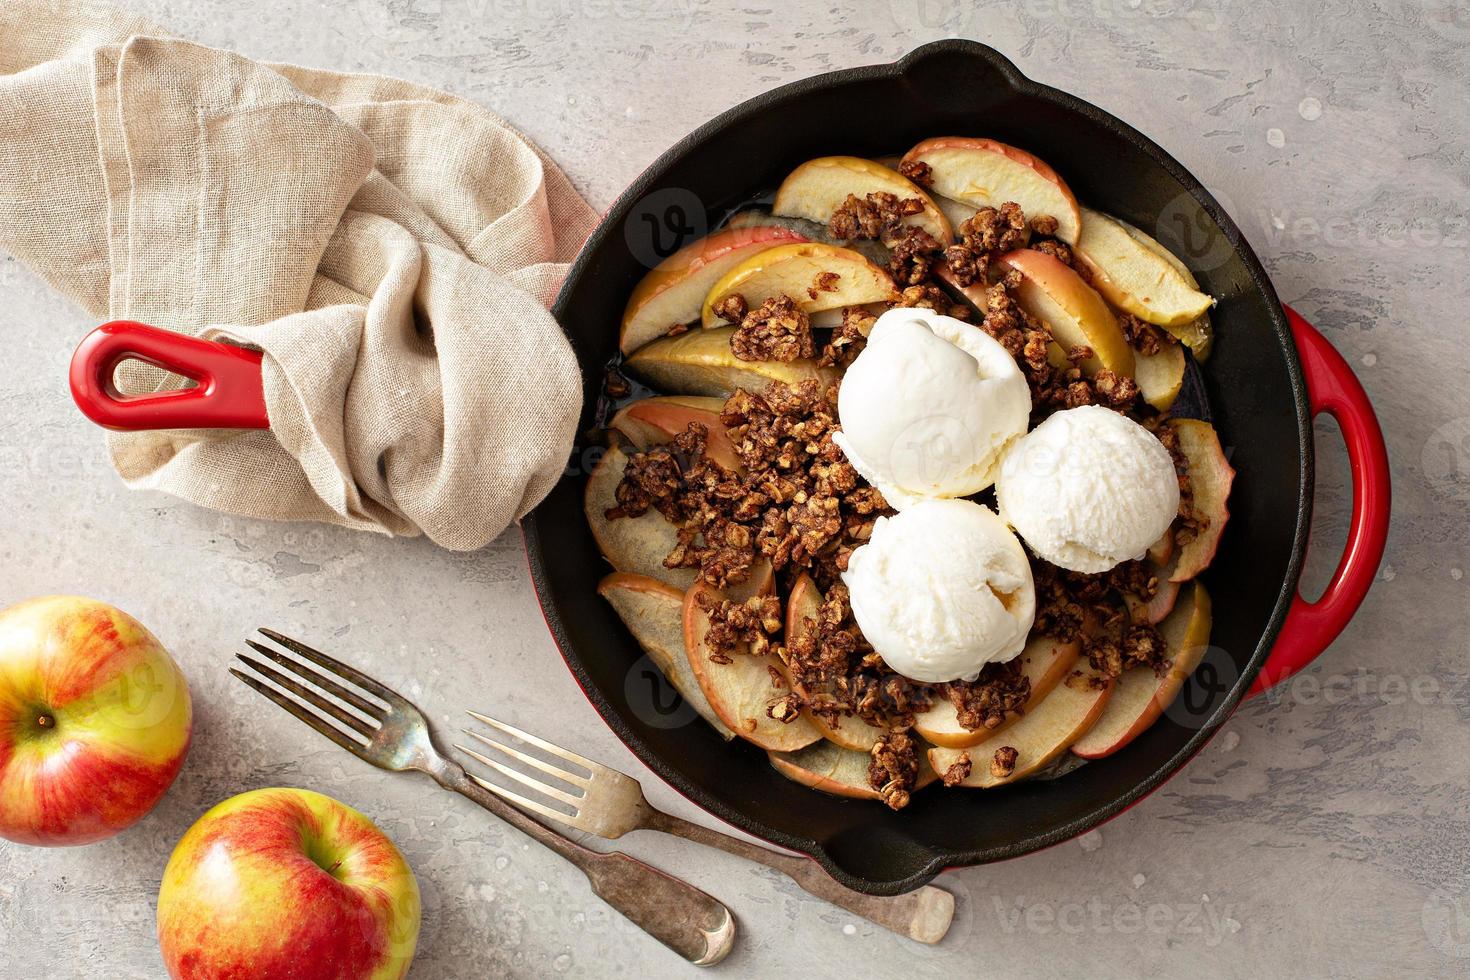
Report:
624,326,838,397
683,580,822,752
932,195,983,234
913,635,1081,749
584,443,696,589
1135,342,1186,412
1124,577,1182,626
998,249,1135,378
620,225,808,355
928,664,1113,788
772,156,954,245
1072,581,1213,759
724,211,891,267
769,740,939,800
785,574,884,752
699,242,899,329
1107,216,1215,359
597,573,734,740
609,396,742,473
1167,419,1236,582
901,137,1082,244
1074,207,1214,328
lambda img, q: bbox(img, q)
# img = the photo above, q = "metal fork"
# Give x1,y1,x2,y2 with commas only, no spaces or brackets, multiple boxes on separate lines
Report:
231,629,735,966
456,710,955,944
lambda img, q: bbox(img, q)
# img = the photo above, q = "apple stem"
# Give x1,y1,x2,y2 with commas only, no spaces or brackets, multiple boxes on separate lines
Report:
329,859,343,874
36,714,53,729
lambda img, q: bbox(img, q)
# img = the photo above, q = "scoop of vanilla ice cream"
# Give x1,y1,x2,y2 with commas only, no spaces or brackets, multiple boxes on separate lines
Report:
833,307,1030,509
842,498,1036,683
996,405,1180,574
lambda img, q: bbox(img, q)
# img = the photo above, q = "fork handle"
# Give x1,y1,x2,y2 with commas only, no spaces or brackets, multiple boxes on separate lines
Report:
643,810,953,944
433,764,735,966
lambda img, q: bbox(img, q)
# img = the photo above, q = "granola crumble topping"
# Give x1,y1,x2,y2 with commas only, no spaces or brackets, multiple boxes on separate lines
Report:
990,745,1019,778
868,731,920,810
730,294,816,363
940,752,972,787
897,159,933,187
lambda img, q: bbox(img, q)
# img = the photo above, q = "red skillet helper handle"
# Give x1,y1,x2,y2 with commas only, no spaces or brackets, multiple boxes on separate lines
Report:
69,321,269,431
1247,305,1391,698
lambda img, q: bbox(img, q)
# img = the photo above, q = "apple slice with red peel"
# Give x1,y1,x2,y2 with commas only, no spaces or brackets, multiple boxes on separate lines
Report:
1147,529,1176,568
785,574,885,752
700,242,899,329
998,249,1135,378
1072,582,1213,759
1168,419,1236,582
584,443,696,589
683,580,822,752
609,396,742,473
769,740,939,800
772,156,954,245
913,635,1082,749
624,326,838,398
724,211,891,267
597,573,735,741
1124,577,1181,626
928,664,1113,788
770,741,884,800
620,225,808,355
1074,207,1215,328
1135,342,1186,412
901,137,1082,244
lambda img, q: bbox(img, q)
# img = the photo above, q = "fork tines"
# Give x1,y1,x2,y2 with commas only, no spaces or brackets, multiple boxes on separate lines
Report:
231,629,390,754
454,711,592,826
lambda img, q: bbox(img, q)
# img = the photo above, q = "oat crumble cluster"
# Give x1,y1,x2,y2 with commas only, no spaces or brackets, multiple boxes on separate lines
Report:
608,192,1198,809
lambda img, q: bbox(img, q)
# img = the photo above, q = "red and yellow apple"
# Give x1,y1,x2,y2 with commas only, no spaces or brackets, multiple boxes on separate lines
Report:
158,787,420,980
0,596,192,846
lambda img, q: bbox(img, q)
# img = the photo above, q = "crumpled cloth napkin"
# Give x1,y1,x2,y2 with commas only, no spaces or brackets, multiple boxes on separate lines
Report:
0,1,599,550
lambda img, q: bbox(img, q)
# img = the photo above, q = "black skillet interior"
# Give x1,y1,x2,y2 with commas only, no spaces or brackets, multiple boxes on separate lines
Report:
525,40,1311,895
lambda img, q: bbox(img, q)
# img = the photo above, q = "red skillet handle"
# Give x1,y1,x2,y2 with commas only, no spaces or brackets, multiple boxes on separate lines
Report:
69,321,269,431
1247,305,1391,697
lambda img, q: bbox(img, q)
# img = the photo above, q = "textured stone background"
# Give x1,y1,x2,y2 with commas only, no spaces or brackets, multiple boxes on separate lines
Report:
1,0,1467,977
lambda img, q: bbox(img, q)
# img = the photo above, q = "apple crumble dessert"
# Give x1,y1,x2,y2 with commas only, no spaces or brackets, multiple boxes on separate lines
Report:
590,141,1235,808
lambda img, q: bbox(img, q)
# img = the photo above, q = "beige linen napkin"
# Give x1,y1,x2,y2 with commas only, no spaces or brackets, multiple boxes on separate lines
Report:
0,1,599,549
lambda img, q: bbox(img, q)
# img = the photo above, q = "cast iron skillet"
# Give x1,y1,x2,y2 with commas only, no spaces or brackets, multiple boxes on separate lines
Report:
529,41,1390,895
53,40,1390,897
64,40,1390,896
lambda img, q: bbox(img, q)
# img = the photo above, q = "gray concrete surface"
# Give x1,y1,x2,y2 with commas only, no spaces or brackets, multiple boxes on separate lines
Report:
1,1,1467,977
